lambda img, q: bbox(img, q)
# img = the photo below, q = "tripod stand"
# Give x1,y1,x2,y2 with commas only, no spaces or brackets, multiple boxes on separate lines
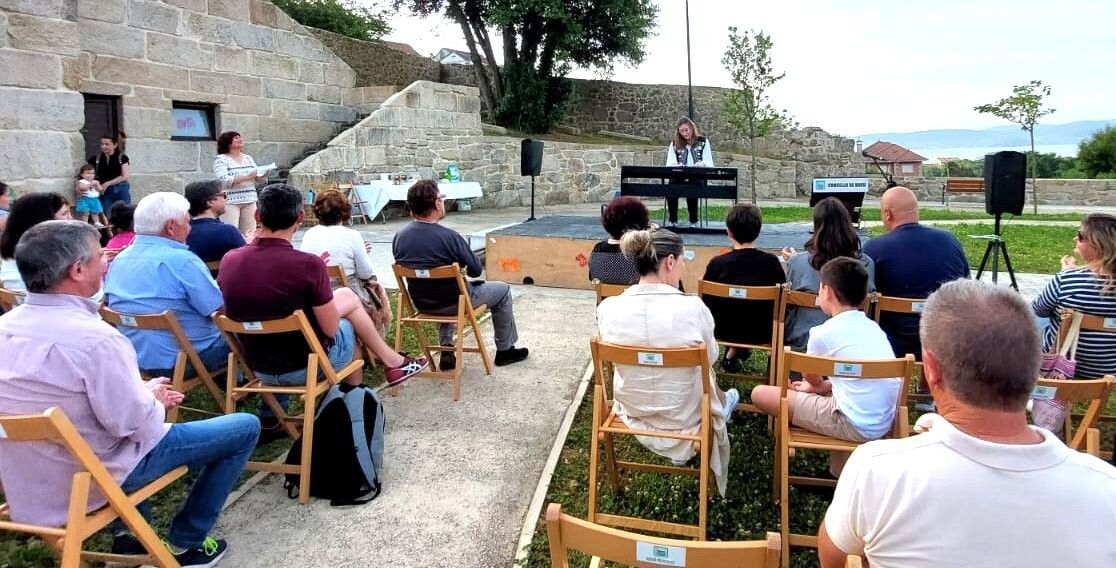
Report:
975,213,1018,290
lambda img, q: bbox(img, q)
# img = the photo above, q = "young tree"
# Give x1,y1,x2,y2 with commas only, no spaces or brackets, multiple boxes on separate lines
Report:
399,0,657,132
273,0,389,40
1077,126,1116,178
721,27,790,204
974,80,1055,213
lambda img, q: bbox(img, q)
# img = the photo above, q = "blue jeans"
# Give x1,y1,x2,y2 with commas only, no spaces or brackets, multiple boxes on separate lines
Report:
100,180,131,212
117,413,259,548
255,319,356,419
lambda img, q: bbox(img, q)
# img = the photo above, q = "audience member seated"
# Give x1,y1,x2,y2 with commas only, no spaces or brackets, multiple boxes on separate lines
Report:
701,203,786,371
185,179,247,263
863,186,968,359
105,201,136,250
589,196,651,285
0,220,258,566
596,228,739,496
299,189,390,332
392,180,528,371
0,192,72,293
782,197,876,351
0,181,10,233
752,257,898,476
1032,213,1116,379
104,192,229,377
817,279,1116,568
219,184,427,441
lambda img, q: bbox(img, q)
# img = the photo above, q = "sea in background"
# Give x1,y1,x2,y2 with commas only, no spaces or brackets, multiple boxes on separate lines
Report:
912,143,1079,162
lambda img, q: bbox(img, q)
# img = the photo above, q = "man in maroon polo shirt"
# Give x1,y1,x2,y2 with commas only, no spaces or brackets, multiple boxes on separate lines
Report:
219,183,427,440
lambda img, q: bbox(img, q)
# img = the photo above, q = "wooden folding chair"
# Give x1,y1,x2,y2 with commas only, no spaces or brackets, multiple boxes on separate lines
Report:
871,294,928,401
0,286,24,312
774,348,914,561
1054,309,1116,435
213,310,363,504
339,183,370,225
325,264,383,370
391,263,493,401
698,281,784,400
588,337,714,540
99,307,227,422
777,287,876,351
204,260,221,277
1035,375,1114,458
593,281,630,306
546,503,780,568
0,408,184,567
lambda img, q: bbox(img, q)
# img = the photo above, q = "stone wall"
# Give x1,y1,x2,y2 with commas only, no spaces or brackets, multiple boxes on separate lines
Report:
867,176,1116,207
0,0,358,196
310,27,440,88
291,81,811,209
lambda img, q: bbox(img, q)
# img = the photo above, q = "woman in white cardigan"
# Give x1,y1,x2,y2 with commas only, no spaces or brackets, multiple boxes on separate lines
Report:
595,228,738,496
212,131,264,234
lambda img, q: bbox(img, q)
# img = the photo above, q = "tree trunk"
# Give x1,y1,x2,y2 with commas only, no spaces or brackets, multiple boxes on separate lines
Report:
749,118,758,204
1030,130,1038,214
447,2,497,116
465,7,502,98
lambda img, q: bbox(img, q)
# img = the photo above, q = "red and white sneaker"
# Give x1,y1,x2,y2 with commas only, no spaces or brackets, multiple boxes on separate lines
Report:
385,355,429,387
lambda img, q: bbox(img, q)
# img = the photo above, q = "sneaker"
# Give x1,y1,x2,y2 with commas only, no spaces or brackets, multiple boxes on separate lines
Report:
172,537,228,568
111,532,145,556
94,221,107,229
494,346,529,366
385,355,428,387
722,388,740,422
439,351,456,371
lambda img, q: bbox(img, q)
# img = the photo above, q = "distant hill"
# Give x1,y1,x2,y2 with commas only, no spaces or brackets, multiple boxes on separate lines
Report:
858,119,1116,150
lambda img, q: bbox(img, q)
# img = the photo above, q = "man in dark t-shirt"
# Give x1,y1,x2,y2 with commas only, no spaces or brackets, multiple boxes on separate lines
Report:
701,204,786,369
863,187,970,360
393,180,528,371
184,179,247,263
219,184,426,437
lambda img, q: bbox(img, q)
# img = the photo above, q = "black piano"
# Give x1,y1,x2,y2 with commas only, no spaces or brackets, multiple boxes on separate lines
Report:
619,166,738,233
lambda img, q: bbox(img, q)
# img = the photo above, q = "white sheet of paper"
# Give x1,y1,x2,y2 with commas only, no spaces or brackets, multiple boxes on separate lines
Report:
256,162,277,176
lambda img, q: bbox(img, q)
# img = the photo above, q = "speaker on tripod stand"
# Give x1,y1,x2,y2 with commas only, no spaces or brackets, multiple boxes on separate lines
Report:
976,150,1026,289
521,139,544,221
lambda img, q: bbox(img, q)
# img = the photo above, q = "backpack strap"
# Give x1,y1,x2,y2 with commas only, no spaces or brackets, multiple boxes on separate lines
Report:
342,387,381,498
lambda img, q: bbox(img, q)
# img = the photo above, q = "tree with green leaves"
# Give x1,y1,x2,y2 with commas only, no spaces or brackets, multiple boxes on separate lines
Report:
721,27,790,204
273,0,389,40
974,80,1054,213
1077,126,1116,178
397,0,657,132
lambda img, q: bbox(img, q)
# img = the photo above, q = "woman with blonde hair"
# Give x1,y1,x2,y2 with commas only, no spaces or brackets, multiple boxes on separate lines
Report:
595,227,737,496
665,117,715,227
1032,213,1116,379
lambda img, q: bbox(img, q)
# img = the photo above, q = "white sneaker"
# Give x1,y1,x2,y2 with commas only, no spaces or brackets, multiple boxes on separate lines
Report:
723,388,740,422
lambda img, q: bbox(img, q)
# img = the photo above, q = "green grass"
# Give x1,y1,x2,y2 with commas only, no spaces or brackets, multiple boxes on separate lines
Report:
914,223,1077,275
652,204,1087,224
0,293,431,568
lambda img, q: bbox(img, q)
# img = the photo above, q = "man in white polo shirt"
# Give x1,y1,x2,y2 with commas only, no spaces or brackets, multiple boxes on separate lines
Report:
818,279,1116,568
752,257,899,475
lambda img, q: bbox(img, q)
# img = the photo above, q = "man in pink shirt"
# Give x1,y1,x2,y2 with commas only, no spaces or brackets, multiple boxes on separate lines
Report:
0,220,258,568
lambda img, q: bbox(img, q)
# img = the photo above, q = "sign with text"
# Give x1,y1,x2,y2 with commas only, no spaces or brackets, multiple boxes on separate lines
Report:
812,177,871,194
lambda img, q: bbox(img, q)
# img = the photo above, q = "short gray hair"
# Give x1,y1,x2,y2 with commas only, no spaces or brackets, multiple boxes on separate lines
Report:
920,279,1040,411
15,220,99,293
133,192,190,234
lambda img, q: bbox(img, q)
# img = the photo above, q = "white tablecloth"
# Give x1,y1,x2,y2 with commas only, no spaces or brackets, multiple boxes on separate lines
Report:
352,181,483,221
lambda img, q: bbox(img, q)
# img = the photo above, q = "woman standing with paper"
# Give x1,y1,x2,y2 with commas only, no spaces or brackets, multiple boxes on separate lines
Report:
213,130,268,233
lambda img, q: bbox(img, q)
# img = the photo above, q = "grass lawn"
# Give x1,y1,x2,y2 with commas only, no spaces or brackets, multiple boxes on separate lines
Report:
0,293,432,568
651,204,1087,225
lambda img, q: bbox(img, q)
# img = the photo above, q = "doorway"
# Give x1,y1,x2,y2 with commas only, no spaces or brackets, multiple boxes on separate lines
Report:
82,94,121,160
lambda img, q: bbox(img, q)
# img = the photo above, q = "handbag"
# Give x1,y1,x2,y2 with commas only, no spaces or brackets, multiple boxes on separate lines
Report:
1032,311,1083,433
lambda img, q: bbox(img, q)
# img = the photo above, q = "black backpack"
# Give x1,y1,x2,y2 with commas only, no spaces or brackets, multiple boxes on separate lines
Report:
284,383,385,506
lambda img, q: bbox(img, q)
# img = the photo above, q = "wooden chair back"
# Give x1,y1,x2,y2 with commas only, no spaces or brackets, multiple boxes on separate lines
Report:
204,260,221,276
0,287,23,312
593,281,630,306
591,337,712,399
872,295,927,320
212,310,349,385
1055,308,1116,348
0,408,183,566
545,503,780,568
326,264,352,289
698,280,783,354
1035,375,1115,452
392,263,477,320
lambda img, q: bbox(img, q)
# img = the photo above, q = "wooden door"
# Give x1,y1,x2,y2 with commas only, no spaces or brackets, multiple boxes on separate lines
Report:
82,94,120,160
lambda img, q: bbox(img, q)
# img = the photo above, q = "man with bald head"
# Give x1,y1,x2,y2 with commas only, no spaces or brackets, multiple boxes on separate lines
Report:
863,186,969,361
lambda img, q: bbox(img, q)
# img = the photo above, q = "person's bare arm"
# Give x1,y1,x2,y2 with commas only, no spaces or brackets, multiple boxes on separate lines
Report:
312,300,341,338
103,163,130,188
818,521,856,568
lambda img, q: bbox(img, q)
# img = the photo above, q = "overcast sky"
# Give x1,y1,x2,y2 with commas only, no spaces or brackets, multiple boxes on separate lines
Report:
379,0,1116,137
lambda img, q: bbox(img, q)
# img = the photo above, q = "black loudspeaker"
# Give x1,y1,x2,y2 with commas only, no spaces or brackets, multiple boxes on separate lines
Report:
984,151,1026,216
521,139,543,177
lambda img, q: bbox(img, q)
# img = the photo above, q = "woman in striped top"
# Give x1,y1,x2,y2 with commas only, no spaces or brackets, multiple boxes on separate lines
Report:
1031,213,1116,379
213,131,264,234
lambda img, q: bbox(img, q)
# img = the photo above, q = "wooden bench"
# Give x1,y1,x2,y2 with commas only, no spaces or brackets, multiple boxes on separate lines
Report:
941,178,984,206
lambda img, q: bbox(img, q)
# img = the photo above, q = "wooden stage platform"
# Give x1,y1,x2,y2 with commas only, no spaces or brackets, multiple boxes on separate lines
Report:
483,215,823,291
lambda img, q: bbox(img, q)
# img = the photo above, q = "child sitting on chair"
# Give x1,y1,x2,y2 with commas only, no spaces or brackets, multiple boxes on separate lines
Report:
750,256,899,476
74,164,108,229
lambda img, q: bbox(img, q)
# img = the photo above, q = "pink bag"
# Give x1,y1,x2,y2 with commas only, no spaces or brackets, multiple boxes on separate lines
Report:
1033,311,1083,433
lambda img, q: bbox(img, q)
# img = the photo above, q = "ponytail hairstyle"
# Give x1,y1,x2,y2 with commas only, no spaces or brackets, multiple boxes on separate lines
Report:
672,116,699,150
1080,213,1116,295
805,197,861,271
620,228,685,276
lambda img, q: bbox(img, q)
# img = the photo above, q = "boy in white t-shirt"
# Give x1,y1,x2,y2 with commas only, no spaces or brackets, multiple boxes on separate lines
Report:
751,256,899,475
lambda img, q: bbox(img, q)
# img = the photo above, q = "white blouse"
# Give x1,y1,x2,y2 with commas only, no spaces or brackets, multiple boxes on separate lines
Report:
298,224,376,283
213,153,259,205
